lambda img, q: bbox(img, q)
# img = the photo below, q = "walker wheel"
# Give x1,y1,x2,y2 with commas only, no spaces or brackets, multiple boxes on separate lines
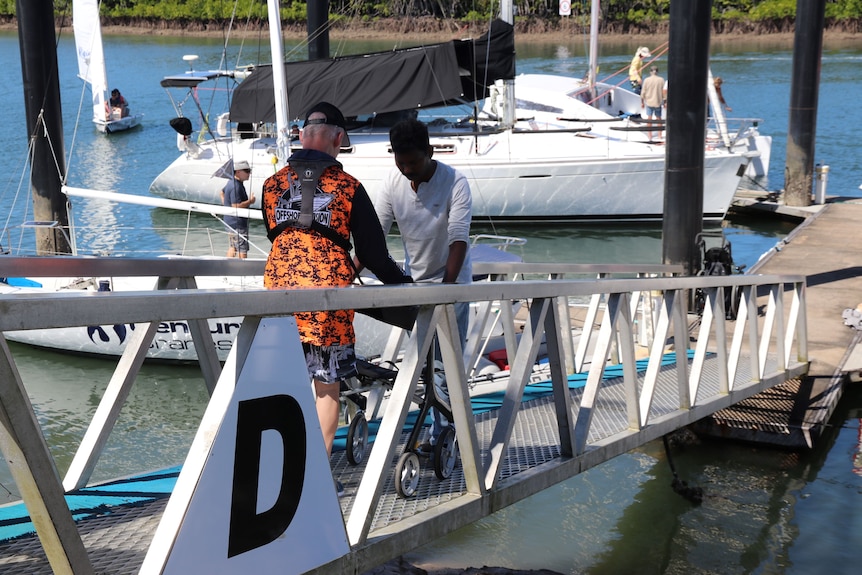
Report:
728,284,743,321
433,426,458,480
394,451,421,498
346,411,368,466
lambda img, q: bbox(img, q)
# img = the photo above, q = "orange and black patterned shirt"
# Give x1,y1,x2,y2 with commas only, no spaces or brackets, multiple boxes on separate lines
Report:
262,149,407,347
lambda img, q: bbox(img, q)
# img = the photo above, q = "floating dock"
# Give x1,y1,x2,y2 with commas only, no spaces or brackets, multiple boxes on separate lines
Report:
696,201,862,447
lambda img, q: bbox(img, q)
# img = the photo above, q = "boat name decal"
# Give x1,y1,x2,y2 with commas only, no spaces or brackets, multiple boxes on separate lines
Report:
86,321,241,351
87,323,132,343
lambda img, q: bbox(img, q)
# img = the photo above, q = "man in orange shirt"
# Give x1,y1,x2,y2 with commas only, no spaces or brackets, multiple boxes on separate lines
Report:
262,102,410,497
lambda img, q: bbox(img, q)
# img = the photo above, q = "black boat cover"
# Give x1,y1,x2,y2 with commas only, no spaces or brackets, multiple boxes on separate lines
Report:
228,19,515,124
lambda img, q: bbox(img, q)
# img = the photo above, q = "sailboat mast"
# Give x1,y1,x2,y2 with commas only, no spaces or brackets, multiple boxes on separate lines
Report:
589,0,599,98
267,0,290,163
499,0,516,126
307,0,330,61
17,0,72,255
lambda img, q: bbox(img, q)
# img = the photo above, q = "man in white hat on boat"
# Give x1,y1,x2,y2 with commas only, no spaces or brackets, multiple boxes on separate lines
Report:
221,159,255,258
629,46,652,94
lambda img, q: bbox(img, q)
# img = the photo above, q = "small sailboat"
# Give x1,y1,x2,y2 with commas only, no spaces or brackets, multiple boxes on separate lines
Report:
73,0,142,133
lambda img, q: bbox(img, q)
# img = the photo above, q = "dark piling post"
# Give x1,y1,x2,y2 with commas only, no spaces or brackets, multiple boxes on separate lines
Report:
662,0,713,277
307,0,330,61
784,0,826,207
16,0,71,255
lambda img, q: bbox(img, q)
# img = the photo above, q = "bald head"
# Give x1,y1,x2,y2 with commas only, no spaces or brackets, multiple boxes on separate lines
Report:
300,111,344,157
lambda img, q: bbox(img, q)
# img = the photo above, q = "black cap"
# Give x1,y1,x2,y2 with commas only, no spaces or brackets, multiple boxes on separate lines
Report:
303,101,350,146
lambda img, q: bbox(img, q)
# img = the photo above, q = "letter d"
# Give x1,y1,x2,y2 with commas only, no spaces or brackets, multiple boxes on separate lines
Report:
227,395,305,557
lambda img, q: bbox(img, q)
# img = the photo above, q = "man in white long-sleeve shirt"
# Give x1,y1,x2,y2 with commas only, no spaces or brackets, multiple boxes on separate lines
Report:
374,118,472,452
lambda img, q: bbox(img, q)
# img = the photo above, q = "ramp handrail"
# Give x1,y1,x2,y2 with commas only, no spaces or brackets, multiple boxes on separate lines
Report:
0,265,807,574
0,255,683,278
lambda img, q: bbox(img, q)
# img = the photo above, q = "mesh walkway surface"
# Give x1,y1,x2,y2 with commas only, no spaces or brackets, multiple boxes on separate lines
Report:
0,351,799,573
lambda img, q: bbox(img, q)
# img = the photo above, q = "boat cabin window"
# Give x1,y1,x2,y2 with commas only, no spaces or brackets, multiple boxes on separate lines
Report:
236,123,255,139
386,143,456,155
369,109,418,128
515,99,563,115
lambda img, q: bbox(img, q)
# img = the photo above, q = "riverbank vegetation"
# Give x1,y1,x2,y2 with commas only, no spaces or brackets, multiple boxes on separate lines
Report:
1,1,862,36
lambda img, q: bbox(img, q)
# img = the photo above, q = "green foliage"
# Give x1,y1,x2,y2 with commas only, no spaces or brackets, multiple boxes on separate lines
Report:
826,0,862,19
2,1,862,27
0,0,17,15
372,4,391,18
749,0,796,21
461,10,484,23
282,2,308,22
713,0,752,19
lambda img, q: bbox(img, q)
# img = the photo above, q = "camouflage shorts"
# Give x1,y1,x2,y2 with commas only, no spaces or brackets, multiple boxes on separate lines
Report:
302,342,357,384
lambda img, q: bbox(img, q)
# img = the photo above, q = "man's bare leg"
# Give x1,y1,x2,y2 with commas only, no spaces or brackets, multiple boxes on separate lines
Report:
314,378,340,457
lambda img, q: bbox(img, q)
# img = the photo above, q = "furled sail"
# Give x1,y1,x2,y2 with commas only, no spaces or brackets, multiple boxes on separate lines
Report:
229,19,516,124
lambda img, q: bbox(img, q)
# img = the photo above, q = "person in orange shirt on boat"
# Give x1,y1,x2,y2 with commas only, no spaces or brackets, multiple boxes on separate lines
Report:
261,101,411,498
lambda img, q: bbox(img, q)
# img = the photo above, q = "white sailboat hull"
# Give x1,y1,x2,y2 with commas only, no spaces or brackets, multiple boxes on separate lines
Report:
96,113,143,133
150,128,750,223
0,275,251,362
1,274,400,362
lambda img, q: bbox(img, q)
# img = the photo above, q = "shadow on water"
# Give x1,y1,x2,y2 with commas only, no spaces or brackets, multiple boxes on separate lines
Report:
405,385,862,574
586,384,862,574
471,222,665,265
148,206,269,258
141,208,794,271
469,219,787,270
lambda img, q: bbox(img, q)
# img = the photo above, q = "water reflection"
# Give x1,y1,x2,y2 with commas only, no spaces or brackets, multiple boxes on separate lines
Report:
0,341,209,500
407,387,862,574
472,222,664,264
66,129,126,255
722,213,797,269
148,207,268,258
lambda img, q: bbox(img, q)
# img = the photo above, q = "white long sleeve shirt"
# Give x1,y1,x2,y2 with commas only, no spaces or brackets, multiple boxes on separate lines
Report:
375,161,472,284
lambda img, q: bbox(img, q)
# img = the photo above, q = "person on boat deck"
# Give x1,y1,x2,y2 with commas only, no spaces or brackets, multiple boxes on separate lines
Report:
221,160,255,258
362,118,473,454
641,66,667,142
108,88,129,118
262,101,411,497
713,76,732,113
628,47,651,95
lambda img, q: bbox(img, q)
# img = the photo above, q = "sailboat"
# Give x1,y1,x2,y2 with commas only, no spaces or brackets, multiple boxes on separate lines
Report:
148,1,755,223
503,1,770,180
73,0,142,133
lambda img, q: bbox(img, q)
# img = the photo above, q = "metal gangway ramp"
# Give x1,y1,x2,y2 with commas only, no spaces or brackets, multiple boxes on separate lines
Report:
0,258,808,574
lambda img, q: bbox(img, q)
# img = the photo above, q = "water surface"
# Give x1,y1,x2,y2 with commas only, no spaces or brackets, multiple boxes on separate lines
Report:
0,30,860,574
